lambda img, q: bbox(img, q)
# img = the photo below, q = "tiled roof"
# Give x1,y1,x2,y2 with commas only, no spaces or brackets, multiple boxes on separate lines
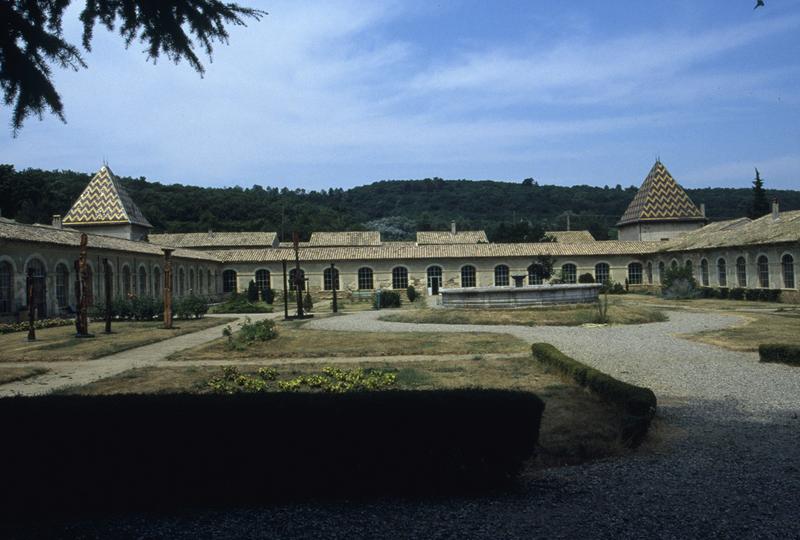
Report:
661,210,800,252
149,231,277,248
0,218,218,261
417,231,489,244
62,166,152,228
546,230,595,242
617,161,705,226
216,240,660,264
308,231,382,246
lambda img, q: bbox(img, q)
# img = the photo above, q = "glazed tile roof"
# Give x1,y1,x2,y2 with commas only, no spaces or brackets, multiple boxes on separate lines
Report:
308,231,382,246
216,240,660,263
617,161,706,226
0,218,218,261
62,166,152,228
661,210,800,252
546,230,595,242
149,231,278,249
416,231,489,244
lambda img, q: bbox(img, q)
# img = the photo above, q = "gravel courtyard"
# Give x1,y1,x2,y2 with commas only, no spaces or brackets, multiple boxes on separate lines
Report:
15,310,800,539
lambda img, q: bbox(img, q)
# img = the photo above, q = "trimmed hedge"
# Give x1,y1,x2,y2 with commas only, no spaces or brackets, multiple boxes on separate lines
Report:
531,343,656,447
0,390,543,513
758,344,800,366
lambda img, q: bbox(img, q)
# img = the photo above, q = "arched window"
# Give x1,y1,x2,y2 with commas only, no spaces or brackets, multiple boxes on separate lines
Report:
594,263,610,285
646,262,653,285
461,265,476,287
139,266,147,296
392,267,408,289
700,259,709,287
208,270,213,294
256,269,271,293
222,269,237,293
627,263,643,285
782,254,795,289
178,268,185,296
56,263,69,308
198,269,204,294
289,268,305,291
717,258,727,287
122,265,132,297
189,268,195,293
0,261,13,314
736,256,747,287
561,263,577,284
26,258,47,317
757,255,769,288
85,265,94,304
658,261,665,283
671,259,679,269
357,267,373,290
426,266,443,289
153,267,161,296
528,263,544,285
685,259,693,276
323,267,339,291
494,265,510,286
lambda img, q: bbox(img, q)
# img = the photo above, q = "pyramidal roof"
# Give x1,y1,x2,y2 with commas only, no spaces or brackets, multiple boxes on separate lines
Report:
63,166,152,228
617,161,705,226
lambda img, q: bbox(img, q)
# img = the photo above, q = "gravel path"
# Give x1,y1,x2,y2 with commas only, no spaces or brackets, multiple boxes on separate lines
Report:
10,310,800,539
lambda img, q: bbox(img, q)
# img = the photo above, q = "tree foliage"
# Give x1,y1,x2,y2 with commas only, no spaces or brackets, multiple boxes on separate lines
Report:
1,0,265,133
749,167,771,219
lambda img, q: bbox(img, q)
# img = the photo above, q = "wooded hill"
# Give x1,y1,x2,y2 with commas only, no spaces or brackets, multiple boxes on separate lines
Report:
2,165,798,242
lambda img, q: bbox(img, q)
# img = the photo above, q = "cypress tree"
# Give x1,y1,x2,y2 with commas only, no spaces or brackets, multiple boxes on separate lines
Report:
749,168,770,219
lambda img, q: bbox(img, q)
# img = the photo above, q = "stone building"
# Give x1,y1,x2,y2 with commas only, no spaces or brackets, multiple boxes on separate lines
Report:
0,161,797,320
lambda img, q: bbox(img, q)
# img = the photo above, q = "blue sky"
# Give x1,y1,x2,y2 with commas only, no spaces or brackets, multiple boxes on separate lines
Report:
1,0,799,190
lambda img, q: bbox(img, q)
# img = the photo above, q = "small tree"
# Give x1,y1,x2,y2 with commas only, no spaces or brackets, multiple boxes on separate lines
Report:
303,292,314,312
578,273,595,283
261,287,275,304
749,167,770,219
406,285,418,302
247,280,259,302
661,264,699,299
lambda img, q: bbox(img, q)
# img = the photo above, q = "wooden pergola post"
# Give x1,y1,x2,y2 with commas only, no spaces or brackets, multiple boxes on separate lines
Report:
162,248,174,329
75,233,92,337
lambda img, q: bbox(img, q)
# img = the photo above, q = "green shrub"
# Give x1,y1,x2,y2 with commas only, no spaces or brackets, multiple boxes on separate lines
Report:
0,318,74,334
531,343,656,447
730,287,745,300
303,292,314,312
406,285,418,302
374,290,401,309
261,287,275,304
759,289,781,302
208,366,397,394
247,280,259,302
211,294,272,314
175,295,209,319
758,344,800,366
223,317,278,350
718,287,729,299
601,281,626,294
578,273,595,284
744,289,761,301
661,265,698,299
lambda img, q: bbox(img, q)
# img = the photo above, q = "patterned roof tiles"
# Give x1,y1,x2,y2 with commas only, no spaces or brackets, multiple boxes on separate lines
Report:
62,166,152,228
617,161,705,226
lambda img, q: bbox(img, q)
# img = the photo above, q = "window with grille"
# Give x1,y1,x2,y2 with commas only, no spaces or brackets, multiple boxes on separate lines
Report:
528,264,544,285
189,269,195,293
700,259,709,287
561,264,577,284
757,256,769,288
256,269,271,292
627,263,642,285
646,262,653,285
736,257,747,287
123,265,132,297
323,267,340,291
658,262,665,283
392,267,408,289
289,268,305,291
208,270,213,293
685,259,693,276
139,267,147,296
461,265,476,287
198,269,204,294
154,268,161,295
56,263,69,308
358,267,373,290
427,266,442,289
0,261,12,313
494,265,509,286
717,258,727,287
782,254,795,289
223,270,237,293
178,268,185,296
594,263,609,284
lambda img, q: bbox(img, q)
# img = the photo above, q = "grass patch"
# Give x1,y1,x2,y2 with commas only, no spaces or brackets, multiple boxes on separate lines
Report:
378,301,667,327
0,367,49,384
0,318,236,363
683,311,800,351
64,356,625,468
169,324,529,361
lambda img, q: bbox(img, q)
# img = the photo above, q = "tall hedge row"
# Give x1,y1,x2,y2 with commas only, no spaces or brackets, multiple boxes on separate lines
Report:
758,344,800,366
0,390,544,514
531,343,657,446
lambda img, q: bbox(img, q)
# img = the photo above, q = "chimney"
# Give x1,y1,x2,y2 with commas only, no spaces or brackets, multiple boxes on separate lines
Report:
772,199,779,220
700,203,706,218
451,221,456,234
52,214,62,229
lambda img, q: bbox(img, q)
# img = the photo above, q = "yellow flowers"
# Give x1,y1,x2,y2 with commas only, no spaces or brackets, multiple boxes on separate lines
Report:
207,365,396,394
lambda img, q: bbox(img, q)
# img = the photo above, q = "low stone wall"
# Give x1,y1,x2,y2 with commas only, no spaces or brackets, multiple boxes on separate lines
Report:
441,283,602,308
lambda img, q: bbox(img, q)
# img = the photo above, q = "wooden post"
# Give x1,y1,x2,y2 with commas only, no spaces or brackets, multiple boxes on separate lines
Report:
103,258,112,333
26,269,35,341
282,259,289,320
293,232,304,317
331,262,338,313
74,233,92,337
163,248,174,329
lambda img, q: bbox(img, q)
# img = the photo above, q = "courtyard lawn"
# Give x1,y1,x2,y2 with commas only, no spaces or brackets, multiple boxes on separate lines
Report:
60,356,624,468
0,318,236,363
377,301,667,327
0,366,49,384
683,310,800,351
168,323,528,361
